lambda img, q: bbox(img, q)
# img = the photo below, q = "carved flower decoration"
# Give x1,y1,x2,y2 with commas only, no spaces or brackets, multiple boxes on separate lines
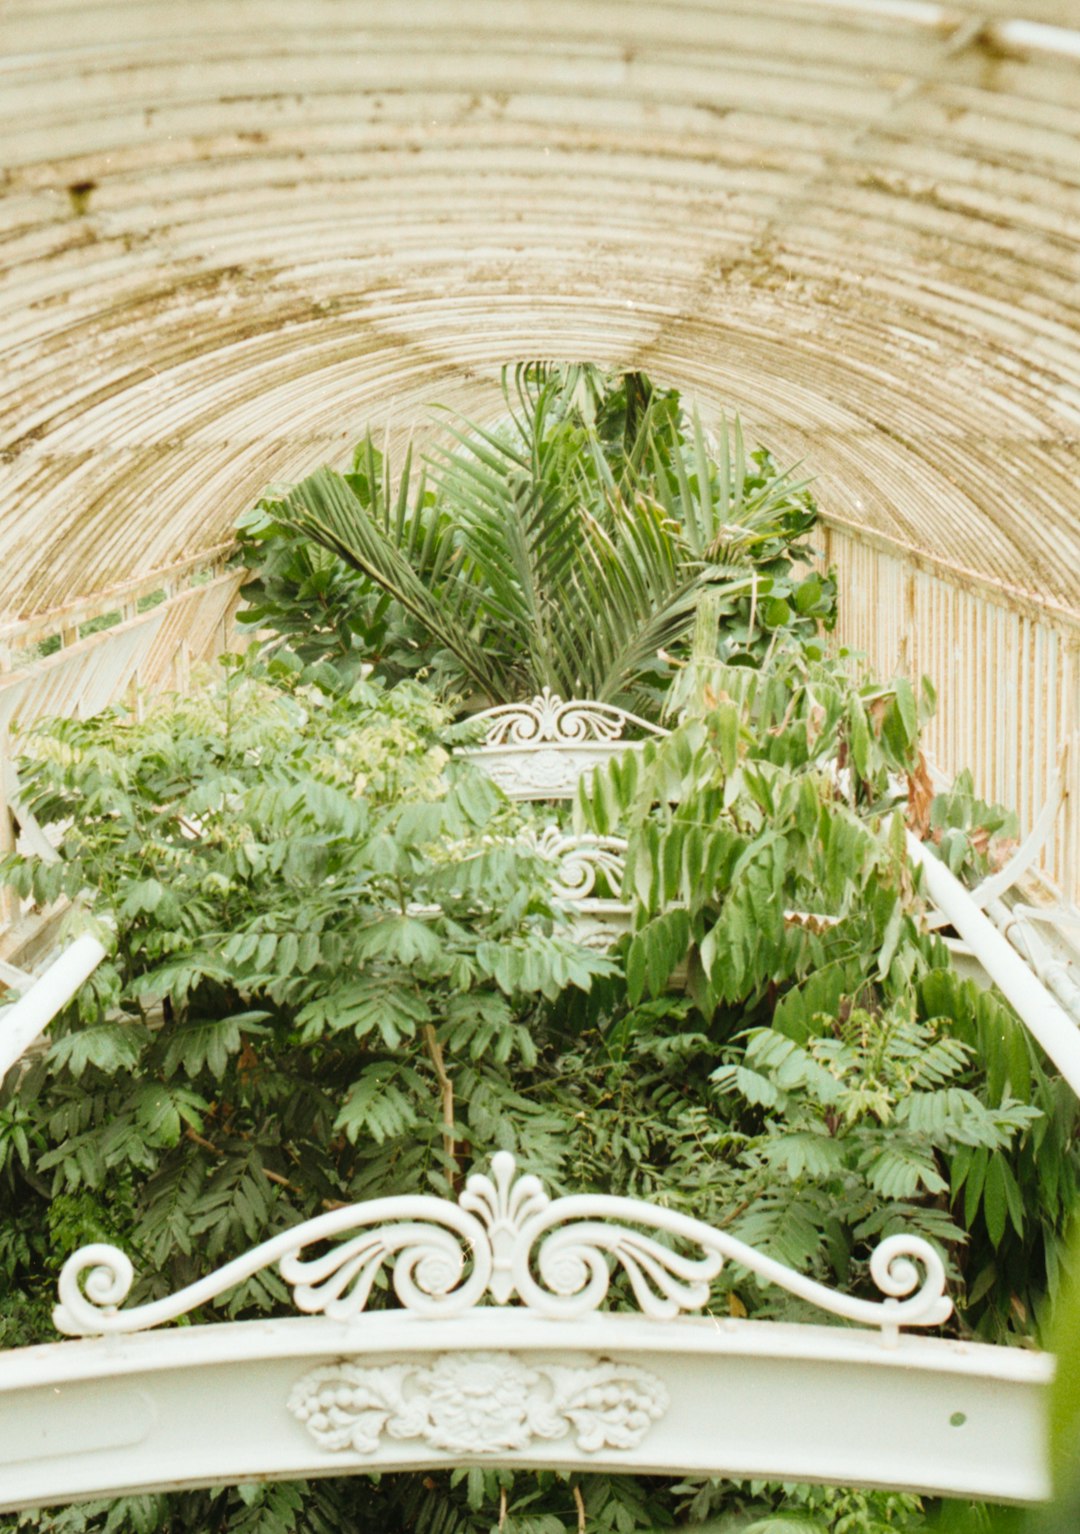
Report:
407,1353,562,1453
288,1351,669,1457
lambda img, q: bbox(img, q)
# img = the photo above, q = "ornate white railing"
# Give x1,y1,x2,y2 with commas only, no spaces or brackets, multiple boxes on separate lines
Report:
55,1151,950,1344
456,688,667,800
0,1163,1053,1507
453,691,661,943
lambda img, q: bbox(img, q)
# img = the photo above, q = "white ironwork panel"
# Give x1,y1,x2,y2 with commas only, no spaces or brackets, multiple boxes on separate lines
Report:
456,690,667,801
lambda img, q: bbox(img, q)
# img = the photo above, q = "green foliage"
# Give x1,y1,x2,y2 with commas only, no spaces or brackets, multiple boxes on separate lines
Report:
575,634,1078,1340
674,1478,927,1534
239,364,834,709
236,493,427,691
4,1479,383,1534
712,1010,1036,1293
0,657,614,1350
0,566,1073,1527
927,770,1019,881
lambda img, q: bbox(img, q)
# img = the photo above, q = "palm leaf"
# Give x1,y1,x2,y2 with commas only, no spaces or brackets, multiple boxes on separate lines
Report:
282,468,510,701
279,363,818,709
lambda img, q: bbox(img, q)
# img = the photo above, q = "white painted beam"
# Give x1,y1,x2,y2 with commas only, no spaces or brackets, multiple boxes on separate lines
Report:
0,1310,1053,1512
908,833,1080,1099
0,932,107,1081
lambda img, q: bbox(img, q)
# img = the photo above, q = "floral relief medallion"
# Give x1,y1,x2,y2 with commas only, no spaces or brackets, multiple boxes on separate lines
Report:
482,748,589,797
287,1351,669,1456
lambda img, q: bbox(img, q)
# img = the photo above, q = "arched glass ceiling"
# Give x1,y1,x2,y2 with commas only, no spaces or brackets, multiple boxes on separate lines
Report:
1,0,1079,625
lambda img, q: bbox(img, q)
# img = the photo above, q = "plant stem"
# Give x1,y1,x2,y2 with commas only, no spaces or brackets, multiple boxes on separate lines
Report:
423,1022,456,1174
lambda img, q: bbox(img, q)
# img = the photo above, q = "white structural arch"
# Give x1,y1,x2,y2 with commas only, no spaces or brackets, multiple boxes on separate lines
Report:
0,1153,1053,1511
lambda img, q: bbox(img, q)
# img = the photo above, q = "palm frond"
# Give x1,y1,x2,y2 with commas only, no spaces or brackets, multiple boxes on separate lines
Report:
282,467,510,701
279,363,819,710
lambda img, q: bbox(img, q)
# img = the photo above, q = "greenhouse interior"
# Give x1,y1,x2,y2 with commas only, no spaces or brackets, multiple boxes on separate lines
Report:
2,1,1080,1530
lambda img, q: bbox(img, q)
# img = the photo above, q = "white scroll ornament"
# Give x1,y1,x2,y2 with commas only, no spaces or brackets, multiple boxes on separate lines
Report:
524,824,628,902
456,689,668,800
470,689,667,750
54,1151,951,1343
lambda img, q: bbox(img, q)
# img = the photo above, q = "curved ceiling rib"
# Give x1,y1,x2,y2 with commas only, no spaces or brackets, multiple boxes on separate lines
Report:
1,0,1078,624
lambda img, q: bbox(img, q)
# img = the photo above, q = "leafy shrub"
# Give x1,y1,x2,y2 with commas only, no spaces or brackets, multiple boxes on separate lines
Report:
0,638,1072,1532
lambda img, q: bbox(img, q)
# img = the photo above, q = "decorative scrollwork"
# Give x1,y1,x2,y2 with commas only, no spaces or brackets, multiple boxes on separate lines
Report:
53,1196,492,1337
470,688,667,749
456,691,669,799
524,824,628,901
53,1151,952,1341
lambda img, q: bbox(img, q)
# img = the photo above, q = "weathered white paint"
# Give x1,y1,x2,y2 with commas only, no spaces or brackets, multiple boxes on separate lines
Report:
908,832,1080,1098
0,573,245,734
4,1,1080,634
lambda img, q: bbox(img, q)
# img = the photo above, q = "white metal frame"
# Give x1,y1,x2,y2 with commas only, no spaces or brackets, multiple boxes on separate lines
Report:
822,519,1080,910
0,932,107,1081
455,688,668,801
0,1154,1053,1511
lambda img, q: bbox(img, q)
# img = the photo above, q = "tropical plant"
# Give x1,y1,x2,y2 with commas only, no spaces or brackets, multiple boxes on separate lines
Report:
573,629,1079,1341
238,364,835,710
1,373,1072,1532
0,632,1072,1533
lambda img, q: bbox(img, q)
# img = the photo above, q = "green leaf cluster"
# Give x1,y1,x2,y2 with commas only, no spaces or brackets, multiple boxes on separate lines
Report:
0,656,614,1344
575,637,1078,1340
238,364,834,710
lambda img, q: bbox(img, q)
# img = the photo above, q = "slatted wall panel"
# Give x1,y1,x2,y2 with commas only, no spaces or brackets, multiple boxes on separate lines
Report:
823,524,1079,905
0,573,244,737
